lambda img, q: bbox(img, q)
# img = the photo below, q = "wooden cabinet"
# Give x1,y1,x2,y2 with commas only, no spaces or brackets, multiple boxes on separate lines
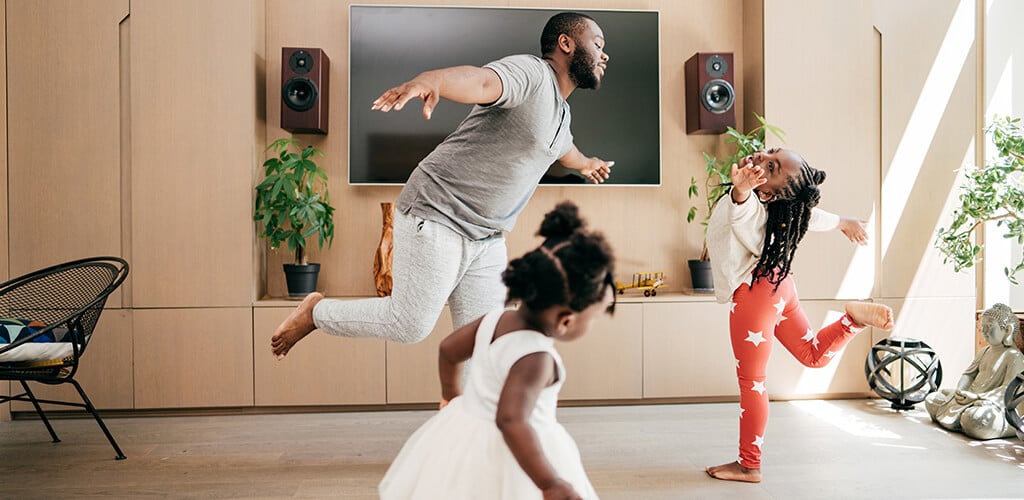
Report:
4,295,883,414
382,303,646,404
643,300,737,398
16,309,134,411
133,308,253,409
253,305,386,406
643,298,876,400
559,303,644,400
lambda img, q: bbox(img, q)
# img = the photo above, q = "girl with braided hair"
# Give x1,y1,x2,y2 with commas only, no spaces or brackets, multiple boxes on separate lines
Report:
704,147,895,483
380,201,615,500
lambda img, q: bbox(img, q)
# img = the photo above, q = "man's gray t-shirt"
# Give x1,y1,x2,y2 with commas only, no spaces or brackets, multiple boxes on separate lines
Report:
395,54,574,240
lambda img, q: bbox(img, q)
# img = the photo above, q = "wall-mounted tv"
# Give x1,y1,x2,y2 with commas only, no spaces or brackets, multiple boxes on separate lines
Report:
348,6,661,186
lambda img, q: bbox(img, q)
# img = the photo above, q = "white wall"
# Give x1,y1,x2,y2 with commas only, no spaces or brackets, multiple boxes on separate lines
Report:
983,0,1024,310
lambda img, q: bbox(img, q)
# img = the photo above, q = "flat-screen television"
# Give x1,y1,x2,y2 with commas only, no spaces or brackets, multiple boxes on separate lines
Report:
348,6,661,186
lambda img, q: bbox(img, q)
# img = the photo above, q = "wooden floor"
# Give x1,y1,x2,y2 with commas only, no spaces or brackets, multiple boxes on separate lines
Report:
1,399,1022,499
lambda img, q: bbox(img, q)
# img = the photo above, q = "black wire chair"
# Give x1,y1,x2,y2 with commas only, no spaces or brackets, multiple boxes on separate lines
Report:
0,256,129,459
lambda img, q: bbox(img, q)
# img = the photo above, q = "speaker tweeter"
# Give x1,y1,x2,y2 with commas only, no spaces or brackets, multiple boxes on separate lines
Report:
281,47,329,134
685,52,736,135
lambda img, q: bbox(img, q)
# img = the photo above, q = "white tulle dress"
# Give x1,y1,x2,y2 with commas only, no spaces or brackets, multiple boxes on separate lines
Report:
378,309,598,499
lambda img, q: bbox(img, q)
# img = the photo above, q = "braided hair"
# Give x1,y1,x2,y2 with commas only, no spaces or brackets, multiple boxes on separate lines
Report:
750,157,826,289
502,201,616,315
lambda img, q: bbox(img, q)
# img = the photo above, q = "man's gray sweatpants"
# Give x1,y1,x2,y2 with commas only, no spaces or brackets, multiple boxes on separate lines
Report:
311,211,507,344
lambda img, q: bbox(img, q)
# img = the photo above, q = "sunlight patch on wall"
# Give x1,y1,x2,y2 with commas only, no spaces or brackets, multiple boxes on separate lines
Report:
836,209,877,299
882,0,974,256
789,399,902,439
984,56,1014,307
908,145,975,297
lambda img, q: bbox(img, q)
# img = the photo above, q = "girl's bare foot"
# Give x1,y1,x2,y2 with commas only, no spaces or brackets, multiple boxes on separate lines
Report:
845,301,894,331
705,461,761,483
270,292,323,360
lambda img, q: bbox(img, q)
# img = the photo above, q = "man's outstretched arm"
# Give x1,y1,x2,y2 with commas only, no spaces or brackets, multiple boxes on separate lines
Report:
371,66,503,120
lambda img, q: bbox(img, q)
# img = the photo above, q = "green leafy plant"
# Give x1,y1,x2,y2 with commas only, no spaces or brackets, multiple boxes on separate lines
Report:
254,137,336,265
687,113,786,260
936,115,1024,284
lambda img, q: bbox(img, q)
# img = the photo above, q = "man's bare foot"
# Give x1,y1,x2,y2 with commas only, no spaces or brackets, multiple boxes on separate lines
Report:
270,292,323,360
705,461,761,483
846,301,894,331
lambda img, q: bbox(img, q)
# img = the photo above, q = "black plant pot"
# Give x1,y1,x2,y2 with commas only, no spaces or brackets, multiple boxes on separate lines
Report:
283,263,320,297
688,259,714,293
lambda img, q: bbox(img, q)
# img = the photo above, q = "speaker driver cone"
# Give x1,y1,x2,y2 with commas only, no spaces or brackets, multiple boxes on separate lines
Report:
282,77,319,112
700,79,735,115
705,54,729,77
288,50,313,74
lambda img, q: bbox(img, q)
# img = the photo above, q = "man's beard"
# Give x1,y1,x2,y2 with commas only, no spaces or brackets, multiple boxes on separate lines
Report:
569,47,600,90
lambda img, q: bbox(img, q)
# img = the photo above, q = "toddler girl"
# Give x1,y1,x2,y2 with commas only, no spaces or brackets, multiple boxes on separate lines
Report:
380,201,615,499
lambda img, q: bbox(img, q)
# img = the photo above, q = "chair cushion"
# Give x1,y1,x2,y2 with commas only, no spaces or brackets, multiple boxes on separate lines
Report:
0,318,74,362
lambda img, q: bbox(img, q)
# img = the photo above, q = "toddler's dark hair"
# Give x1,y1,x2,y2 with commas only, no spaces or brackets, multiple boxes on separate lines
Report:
502,201,616,314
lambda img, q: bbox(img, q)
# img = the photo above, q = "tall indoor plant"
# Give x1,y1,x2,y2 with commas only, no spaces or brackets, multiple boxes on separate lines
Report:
686,113,785,290
254,137,336,296
936,115,1024,284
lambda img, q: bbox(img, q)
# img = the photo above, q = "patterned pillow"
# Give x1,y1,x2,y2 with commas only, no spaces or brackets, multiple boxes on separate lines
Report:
0,318,75,363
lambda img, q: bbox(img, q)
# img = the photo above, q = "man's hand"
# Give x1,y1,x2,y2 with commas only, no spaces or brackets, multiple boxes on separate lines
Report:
371,66,502,120
372,77,441,120
577,159,614,184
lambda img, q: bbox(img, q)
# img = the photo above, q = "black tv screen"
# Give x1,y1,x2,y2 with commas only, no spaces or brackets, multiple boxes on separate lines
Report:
348,6,661,186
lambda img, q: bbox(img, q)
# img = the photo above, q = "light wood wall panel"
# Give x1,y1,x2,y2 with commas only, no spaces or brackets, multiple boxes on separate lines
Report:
6,0,127,292
741,0,764,133
254,306,386,406
873,0,977,300
133,308,253,409
16,310,134,411
763,1,880,301
0,0,8,285
1,0,8,422
130,0,256,307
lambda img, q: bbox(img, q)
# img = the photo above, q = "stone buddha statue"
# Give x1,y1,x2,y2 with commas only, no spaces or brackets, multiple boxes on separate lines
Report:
925,303,1024,440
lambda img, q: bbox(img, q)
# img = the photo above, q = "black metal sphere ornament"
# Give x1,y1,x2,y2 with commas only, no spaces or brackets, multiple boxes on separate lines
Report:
865,337,943,410
1004,370,1024,441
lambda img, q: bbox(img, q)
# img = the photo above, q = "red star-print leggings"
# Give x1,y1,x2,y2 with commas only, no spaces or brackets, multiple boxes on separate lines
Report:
729,275,864,469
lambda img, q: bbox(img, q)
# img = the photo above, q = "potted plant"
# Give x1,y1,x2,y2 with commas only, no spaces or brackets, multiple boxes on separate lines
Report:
254,137,336,297
686,113,785,291
936,115,1024,284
